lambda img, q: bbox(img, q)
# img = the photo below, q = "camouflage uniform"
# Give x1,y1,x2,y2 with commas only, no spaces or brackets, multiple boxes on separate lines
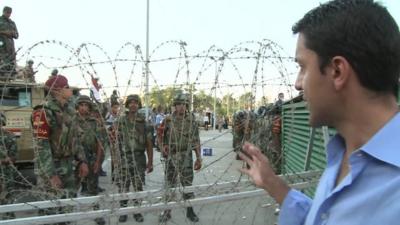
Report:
110,91,119,106
22,60,36,82
115,94,153,222
74,96,105,225
252,106,271,157
232,110,255,159
0,113,18,219
253,104,282,173
269,103,283,173
91,103,109,176
74,96,103,196
160,93,201,223
32,96,86,198
0,7,18,76
32,75,87,221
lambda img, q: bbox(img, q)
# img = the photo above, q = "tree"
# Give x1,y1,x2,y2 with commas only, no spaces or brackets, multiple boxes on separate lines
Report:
238,92,253,110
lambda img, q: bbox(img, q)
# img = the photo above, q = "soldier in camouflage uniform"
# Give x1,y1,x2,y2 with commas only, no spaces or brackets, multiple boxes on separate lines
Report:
22,60,37,82
159,93,202,223
115,94,153,223
252,106,270,157
91,103,108,178
0,112,17,219
0,6,18,77
31,75,88,221
74,95,105,225
232,110,255,160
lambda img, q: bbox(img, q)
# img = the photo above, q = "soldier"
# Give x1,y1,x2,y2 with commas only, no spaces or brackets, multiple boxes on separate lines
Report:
51,69,58,76
74,95,105,225
269,98,284,173
23,60,37,82
31,75,88,221
0,112,17,219
0,6,18,76
105,101,120,179
159,93,202,223
90,103,108,178
110,89,119,106
115,94,153,223
232,110,255,160
252,106,270,155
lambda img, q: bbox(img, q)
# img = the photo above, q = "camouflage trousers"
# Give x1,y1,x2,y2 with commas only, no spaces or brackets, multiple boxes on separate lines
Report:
163,150,195,202
80,152,101,196
114,151,146,207
0,38,16,76
36,157,77,218
80,162,100,196
0,166,17,219
0,166,17,204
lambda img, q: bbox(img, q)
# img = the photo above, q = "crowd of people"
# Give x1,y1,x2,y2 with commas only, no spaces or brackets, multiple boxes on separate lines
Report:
29,75,203,224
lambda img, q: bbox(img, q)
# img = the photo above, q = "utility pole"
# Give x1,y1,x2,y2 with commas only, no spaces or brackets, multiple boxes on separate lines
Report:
213,61,217,130
145,0,150,120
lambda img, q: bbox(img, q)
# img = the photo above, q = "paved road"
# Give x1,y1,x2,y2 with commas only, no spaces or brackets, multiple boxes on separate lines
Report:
92,128,278,225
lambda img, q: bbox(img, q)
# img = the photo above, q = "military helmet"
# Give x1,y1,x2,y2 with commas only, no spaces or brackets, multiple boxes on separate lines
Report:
27,59,34,65
51,69,58,76
125,94,142,108
3,6,12,13
256,106,268,118
173,93,190,106
75,95,92,108
234,110,246,122
0,112,6,126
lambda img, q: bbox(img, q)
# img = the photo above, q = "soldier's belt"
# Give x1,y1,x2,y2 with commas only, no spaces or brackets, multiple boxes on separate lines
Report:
125,150,146,155
169,146,191,154
53,155,73,162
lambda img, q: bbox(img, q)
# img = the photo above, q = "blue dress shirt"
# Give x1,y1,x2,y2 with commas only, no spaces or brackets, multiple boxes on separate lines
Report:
279,112,400,225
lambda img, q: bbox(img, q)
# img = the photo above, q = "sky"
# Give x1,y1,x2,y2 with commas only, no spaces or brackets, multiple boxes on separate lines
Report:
3,0,400,101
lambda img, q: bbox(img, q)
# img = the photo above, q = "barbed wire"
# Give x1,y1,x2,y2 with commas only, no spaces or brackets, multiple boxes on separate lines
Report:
0,39,314,225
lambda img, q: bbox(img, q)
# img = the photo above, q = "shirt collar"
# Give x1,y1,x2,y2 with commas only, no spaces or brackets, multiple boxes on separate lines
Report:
360,112,400,167
327,112,400,168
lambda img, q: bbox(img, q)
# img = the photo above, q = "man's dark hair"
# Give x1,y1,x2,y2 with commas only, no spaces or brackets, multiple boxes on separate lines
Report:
292,0,400,97
111,101,120,107
3,6,12,13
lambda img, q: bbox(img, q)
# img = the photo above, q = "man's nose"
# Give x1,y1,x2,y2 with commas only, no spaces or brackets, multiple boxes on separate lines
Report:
295,74,303,91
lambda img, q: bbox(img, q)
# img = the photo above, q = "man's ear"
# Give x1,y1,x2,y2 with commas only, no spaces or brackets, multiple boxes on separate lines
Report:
329,56,351,91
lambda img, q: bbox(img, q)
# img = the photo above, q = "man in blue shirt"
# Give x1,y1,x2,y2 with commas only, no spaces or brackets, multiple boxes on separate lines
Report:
239,1,400,225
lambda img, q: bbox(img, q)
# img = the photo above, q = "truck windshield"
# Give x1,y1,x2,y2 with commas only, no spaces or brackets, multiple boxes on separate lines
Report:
0,86,31,107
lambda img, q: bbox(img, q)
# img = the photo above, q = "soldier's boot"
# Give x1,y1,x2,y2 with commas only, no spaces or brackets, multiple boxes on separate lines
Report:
236,154,241,160
119,215,128,223
186,207,199,222
81,182,88,195
4,212,15,219
159,210,171,223
133,213,144,222
95,217,106,225
119,200,129,222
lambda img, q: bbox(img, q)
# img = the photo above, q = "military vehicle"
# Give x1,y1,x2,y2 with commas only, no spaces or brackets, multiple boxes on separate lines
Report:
0,79,46,169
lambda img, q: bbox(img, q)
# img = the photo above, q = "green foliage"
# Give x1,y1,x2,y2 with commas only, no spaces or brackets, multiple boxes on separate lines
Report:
147,87,269,118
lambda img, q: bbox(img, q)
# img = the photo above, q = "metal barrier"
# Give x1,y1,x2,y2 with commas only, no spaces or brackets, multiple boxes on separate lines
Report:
0,170,321,225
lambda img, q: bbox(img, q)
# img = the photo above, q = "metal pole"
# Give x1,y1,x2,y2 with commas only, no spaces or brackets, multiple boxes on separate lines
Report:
0,180,319,225
145,0,150,120
227,93,230,118
0,171,321,214
213,61,217,130
191,85,194,112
